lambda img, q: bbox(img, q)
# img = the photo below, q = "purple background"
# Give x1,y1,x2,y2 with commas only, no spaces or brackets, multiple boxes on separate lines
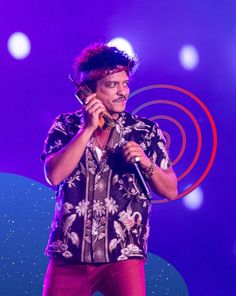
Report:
1,1,235,295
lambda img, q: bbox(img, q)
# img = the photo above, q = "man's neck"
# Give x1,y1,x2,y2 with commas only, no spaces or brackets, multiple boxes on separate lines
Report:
111,112,123,120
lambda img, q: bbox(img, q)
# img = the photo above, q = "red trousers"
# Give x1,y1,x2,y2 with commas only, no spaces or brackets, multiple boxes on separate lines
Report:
42,258,146,296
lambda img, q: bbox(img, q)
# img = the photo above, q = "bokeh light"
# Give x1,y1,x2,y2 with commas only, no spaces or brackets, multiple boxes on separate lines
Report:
182,186,204,210
7,32,31,60
108,37,135,57
179,45,199,70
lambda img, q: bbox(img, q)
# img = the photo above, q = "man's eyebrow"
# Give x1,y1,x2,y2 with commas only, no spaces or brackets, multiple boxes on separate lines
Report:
105,79,130,82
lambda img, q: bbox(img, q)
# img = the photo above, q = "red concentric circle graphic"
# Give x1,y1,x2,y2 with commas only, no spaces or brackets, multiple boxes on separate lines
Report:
150,115,186,167
129,84,218,203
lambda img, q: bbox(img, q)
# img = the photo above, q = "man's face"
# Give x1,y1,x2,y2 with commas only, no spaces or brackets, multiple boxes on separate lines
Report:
96,70,130,116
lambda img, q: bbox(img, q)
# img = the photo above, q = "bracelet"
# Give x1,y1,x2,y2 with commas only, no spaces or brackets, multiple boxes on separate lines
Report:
143,162,155,179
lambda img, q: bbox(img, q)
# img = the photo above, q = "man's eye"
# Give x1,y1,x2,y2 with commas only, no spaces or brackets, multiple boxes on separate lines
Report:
106,82,116,87
124,81,130,86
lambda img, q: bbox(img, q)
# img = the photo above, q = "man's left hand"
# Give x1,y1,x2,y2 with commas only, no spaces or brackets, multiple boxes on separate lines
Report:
123,141,151,170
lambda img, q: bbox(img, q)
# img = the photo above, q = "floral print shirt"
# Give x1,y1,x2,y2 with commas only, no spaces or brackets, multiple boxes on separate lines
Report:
41,111,171,263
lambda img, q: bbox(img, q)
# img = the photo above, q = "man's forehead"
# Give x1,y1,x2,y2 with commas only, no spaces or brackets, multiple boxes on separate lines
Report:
102,70,129,81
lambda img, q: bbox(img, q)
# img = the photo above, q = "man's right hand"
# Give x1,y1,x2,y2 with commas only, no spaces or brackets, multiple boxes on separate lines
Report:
83,93,106,131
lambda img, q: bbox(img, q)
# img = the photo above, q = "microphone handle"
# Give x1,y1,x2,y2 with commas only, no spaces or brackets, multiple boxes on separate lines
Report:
133,162,152,200
117,140,152,200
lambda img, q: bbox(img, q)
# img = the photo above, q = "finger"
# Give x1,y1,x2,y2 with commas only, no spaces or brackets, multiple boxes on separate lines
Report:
123,150,143,160
85,100,105,113
85,97,101,109
92,108,105,121
123,146,143,153
123,147,144,159
126,155,143,164
86,103,105,114
84,93,97,105
124,151,144,163
87,105,105,115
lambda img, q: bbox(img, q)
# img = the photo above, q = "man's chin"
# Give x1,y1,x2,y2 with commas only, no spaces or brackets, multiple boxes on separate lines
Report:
109,106,126,115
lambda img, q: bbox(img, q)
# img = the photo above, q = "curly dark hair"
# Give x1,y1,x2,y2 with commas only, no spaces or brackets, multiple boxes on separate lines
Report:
73,43,139,90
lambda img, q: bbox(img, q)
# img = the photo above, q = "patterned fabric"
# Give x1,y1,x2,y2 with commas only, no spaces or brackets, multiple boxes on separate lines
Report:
41,111,171,263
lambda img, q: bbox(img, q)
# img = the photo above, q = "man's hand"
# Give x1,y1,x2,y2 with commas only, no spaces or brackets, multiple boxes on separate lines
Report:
83,93,106,131
123,141,151,169
123,141,178,200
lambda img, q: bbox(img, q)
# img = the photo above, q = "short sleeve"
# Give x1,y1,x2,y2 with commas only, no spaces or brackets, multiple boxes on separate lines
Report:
148,123,172,170
41,114,70,162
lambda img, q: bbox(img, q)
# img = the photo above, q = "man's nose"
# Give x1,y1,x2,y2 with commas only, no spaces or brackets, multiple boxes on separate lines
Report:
117,83,127,95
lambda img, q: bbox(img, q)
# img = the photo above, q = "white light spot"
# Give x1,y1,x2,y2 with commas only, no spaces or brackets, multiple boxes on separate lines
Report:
7,32,31,59
108,37,135,57
179,44,199,70
182,186,204,210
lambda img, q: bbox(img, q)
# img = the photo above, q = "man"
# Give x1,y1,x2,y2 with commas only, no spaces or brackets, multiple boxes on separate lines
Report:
41,43,178,296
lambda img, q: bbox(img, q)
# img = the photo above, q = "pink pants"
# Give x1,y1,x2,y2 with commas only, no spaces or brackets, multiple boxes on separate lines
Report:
42,258,146,296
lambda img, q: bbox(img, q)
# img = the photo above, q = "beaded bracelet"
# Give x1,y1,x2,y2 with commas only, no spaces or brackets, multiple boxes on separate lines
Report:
142,162,155,179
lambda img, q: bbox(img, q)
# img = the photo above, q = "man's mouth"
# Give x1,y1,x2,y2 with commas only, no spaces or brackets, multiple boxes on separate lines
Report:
113,97,127,102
